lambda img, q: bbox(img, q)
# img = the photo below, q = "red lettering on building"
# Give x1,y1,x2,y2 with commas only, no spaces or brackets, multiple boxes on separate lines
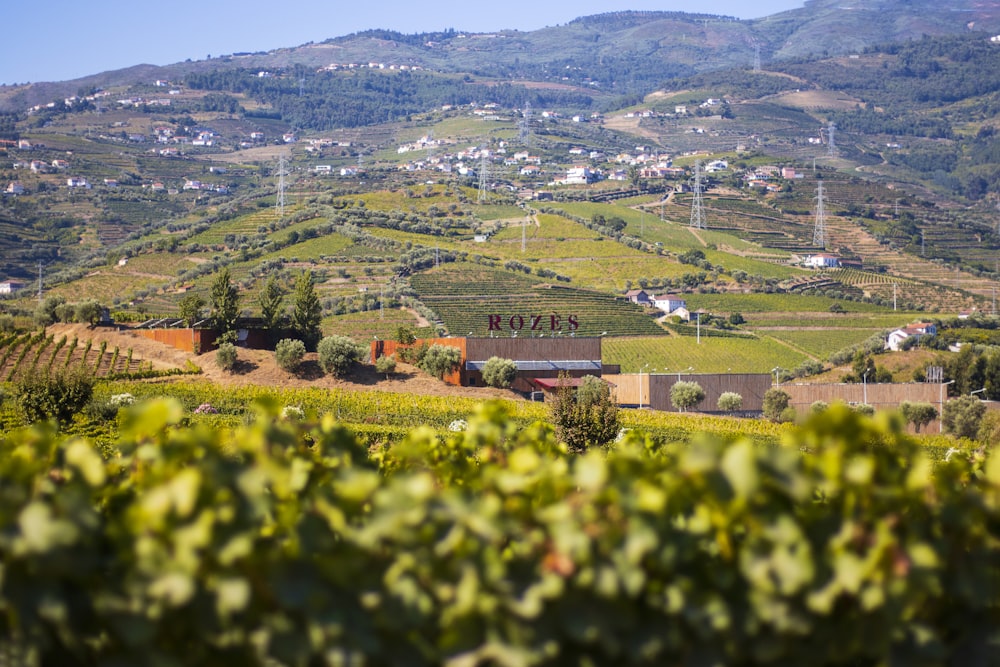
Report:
488,314,502,330
509,315,525,330
530,315,543,330
550,315,562,331
567,314,579,331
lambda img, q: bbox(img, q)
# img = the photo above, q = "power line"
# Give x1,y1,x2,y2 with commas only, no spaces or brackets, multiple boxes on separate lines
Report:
477,143,490,203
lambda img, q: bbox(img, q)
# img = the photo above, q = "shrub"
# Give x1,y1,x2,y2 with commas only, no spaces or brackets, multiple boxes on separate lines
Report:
670,381,705,412
481,357,517,389
717,391,743,412
11,368,94,425
548,374,620,452
275,338,306,373
317,335,363,378
418,344,461,380
942,394,986,439
395,325,417,345
763,388,791,421
216,342,238,372
375,354,397,378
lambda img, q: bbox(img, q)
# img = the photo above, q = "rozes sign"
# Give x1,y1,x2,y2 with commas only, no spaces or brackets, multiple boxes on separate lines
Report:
488,314,579,332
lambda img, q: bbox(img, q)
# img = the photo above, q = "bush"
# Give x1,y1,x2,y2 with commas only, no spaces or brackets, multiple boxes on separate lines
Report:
481,356,517,389
763,388,791,421
317,335,363,378
670,381,705,412
275,338,306,373
418,344,461,380
942,394,986,439
900,401,938,433
717,391,743,412
11,368,94,425
0,400,999,665
216,342,238,372
375,354,397,378
549,375,620,452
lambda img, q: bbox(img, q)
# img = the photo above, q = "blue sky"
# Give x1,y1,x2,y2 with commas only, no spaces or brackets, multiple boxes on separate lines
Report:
0,0,805,85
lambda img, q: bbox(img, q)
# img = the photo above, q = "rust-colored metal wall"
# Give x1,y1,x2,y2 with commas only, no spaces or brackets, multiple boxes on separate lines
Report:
605,373,772,413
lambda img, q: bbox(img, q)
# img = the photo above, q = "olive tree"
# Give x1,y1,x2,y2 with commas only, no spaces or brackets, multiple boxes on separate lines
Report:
717,391,743,413
419,344,461,380
317,335,363,378
900,401,938,434
670,381,705,412
481,357,517,389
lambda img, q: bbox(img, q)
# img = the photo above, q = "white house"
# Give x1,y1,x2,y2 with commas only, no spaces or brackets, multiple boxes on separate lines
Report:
0,280,25,294
5,182,24,194
885,323,937,351
805,253,840,269
66,177,90,188
651,294,687,313
562,166,594,185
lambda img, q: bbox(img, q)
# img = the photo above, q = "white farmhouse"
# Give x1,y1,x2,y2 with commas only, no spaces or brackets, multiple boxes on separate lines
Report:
885,323,937,351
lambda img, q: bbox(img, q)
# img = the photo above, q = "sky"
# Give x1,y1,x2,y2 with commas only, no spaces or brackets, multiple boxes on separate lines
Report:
0,0,805,85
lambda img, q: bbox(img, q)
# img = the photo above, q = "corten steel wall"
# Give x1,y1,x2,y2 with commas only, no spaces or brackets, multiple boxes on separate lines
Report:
371,338,468,385
782,382,950,431
133,328,204,353
131,328,273,354
781,383,941,411
372,337,603,388
605,373,772,413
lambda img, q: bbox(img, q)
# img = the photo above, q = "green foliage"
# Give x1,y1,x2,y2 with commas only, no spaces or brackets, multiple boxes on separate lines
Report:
274,338,306,373
395,325,417,345
375,354,397,378
717,391,743,412
34,295,65,327
900,401,938,434
74,299,102,327
763,387,791,421
317,335,363,378
481,356,517,389
178,293,206,327
418,344,461,380
670,380,705,412
292,271,322,350
216,342,238,372
210,267,240,337
3,401,995,665
11,368,94,425
257,273,284,331
548,375,620,452
942,394,986,440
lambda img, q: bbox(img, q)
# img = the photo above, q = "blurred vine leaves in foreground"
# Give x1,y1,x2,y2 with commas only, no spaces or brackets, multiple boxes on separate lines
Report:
1,399,998,666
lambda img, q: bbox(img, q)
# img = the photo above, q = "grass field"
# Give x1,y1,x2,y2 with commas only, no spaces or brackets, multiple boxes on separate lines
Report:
762,329,884,359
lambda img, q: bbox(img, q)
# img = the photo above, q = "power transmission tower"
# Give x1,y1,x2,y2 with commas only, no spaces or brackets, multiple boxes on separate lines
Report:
752,40,761,72
813,180,827,248
477,144,490,202
519,101,533,144
823,121,837,157
299,78,305,98
275,154,287,217
689,161,706,229
36,260,46,303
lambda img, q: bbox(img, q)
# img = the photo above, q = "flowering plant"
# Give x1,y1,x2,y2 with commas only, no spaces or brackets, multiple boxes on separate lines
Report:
109,393,136,407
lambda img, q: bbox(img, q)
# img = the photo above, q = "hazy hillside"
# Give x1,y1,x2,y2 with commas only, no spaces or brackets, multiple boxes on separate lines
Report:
2,0,999,112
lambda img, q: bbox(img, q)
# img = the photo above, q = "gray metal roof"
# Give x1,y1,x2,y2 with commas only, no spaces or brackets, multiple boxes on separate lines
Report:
466,360,602,371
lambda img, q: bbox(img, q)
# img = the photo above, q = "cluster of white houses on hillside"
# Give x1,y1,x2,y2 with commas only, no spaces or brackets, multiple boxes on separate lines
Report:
625,290,690,319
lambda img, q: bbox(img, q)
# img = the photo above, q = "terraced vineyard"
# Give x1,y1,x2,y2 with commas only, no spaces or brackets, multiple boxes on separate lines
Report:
410,265,666,337
603,335,809,374
0,331,154,381
761,329,884,359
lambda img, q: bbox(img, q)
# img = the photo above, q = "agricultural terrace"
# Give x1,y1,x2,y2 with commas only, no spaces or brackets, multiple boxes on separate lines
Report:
603,335,810,374
183,207,293,246
45,253,201,303
762,328,885,359
689,293,896,314
410,265,666,337
323,309,435,342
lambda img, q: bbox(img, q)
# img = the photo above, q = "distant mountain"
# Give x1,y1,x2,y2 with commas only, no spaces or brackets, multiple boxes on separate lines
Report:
2,0,998,112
